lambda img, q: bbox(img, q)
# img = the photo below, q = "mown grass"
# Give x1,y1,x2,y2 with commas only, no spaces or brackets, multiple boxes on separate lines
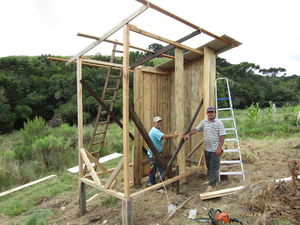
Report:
0,172,77,217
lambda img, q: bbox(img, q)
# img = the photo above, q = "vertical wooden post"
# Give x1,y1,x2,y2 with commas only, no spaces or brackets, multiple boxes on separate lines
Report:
174,48,186,183
203,47,216,109
122,24,132,225
133,67,143,185
77,57,86,215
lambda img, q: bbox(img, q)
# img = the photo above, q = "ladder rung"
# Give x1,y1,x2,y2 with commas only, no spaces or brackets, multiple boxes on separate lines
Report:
95,131,106,135
114,50,123,53
91,150,101,154
225,128,236,131
100,111,108,115
103,99,114,103
109,76,121,79
92,141,104,145
220,172,244,176
225,138,238,142
219,118,233,121
217,108,231,111
221,160,242,164
223,149,240,153
106,87,118,90
217,97,230,100
98,121,109,125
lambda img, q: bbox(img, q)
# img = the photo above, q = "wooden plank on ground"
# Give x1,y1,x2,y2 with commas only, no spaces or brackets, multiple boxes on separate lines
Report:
163,197,192,223
200,186,245,200
0,175,57,198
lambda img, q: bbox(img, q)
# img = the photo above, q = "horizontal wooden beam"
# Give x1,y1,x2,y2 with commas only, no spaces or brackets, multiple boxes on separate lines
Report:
135,0,234,46
81,178,125,200
67,4,149,64
81,58,124,69
140,66,170,75
129,24,204,55
77,32,174,59
48,57,123,71
130,168,200,199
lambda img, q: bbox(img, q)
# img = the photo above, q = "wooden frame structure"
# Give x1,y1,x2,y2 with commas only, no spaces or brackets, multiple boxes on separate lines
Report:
51,1,241,224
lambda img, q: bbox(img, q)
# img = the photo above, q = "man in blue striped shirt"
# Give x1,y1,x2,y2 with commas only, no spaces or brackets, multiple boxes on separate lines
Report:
184,106,226,192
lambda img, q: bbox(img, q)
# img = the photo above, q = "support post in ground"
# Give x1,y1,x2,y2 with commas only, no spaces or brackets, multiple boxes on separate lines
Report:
79,182,86,215
122,199,133,225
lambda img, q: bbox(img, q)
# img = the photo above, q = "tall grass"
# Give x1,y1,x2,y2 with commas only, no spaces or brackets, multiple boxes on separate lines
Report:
236,104,300,139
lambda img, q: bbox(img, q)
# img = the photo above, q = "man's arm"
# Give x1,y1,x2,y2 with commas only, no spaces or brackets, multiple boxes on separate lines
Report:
183,128,198,140
162,131,178,139
216,135,225,156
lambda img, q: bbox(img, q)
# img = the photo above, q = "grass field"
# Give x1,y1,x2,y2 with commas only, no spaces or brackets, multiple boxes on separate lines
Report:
0,104,299,225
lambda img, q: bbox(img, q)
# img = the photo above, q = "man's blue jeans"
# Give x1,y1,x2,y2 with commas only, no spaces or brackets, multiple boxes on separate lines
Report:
205,151,220,186
148,157,164,185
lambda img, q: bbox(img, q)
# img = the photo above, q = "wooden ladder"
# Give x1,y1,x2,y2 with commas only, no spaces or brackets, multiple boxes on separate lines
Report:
88,43,122,161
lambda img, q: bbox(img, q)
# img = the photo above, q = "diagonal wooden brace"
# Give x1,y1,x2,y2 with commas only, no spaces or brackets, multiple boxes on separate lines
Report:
162,99,203,179
104,157,124,189
85,149,107,171
81,80,146,155
80,148,101,186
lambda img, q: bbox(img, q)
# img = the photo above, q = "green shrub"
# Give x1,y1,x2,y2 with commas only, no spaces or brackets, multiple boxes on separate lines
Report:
246,103,261,125
21,116,46,145
32,135,74,170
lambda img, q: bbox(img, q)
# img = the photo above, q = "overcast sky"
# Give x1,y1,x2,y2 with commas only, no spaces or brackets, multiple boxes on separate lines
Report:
1,0,299,75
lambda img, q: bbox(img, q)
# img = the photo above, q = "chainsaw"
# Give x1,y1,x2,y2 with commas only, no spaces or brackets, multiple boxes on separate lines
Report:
196,208,243,224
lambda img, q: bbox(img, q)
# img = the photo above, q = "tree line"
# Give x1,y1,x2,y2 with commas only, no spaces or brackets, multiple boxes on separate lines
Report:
0,50,299,133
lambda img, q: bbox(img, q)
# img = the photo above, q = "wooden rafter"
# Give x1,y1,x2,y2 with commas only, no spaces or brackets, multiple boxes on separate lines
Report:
129,24,204,55
48,57,124,71
77,32,174,59
130,30,201,69
135,0,235,46
67,4,149,64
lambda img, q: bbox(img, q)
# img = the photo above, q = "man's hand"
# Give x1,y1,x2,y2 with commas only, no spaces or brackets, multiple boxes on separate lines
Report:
173,131,179,138
183,133,190,141
216,148,223,156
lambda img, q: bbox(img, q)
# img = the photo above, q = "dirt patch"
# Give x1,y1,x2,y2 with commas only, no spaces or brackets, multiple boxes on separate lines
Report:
3,138,300,225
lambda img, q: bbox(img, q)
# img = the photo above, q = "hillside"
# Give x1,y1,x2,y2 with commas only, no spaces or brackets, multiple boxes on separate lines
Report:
0,55,299,133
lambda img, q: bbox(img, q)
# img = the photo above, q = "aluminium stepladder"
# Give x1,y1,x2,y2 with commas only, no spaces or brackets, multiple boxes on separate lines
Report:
215,77,245,181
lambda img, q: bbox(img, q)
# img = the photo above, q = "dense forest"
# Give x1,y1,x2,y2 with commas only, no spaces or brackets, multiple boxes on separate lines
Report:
0,48,299,134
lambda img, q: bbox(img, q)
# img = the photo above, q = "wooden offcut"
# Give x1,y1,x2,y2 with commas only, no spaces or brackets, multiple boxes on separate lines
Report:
0,175,57,198
200,186,245,200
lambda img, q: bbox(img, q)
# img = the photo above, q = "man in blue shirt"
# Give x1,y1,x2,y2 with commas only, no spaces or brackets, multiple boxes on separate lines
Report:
148,116,178,187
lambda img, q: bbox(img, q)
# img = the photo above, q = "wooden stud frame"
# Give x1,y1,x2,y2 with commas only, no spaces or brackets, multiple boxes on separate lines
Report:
49,1,240,224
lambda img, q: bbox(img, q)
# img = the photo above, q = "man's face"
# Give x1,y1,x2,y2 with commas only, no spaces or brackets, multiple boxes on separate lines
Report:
154,120,162,129
206,110,216,120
